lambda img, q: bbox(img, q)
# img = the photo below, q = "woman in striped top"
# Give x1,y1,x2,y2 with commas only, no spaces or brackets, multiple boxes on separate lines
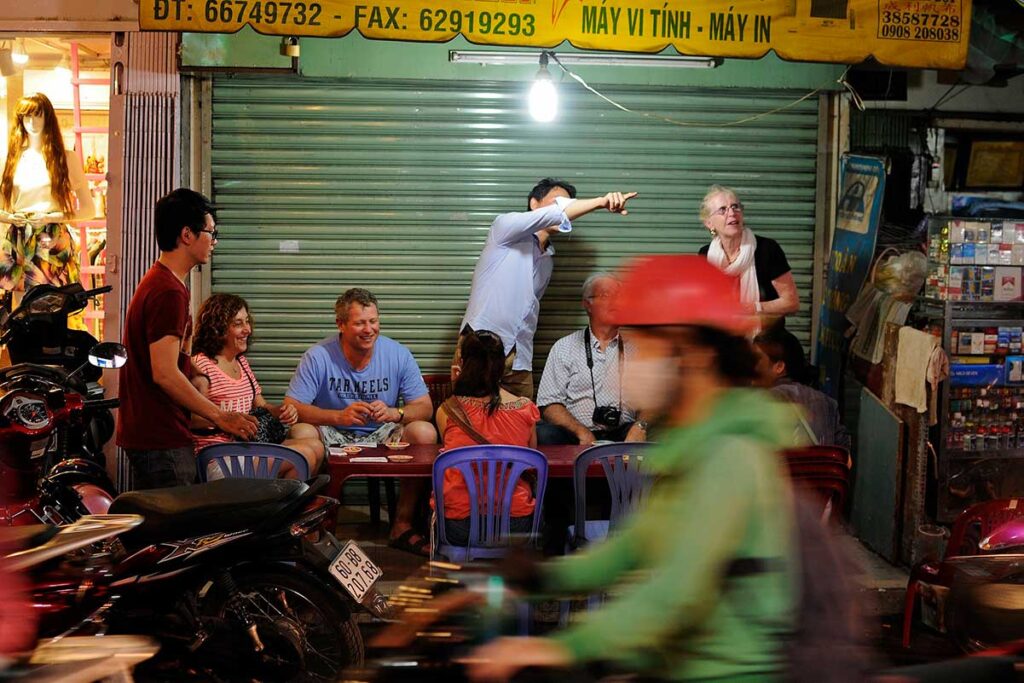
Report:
190,293,324,477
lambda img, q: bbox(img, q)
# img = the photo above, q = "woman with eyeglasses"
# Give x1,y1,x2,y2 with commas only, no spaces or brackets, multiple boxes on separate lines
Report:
698,185,800,320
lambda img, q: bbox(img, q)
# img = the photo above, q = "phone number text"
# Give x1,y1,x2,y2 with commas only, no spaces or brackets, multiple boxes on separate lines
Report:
419,8,536,36
878,11,962,42
152,0,537,34
153,0,324,26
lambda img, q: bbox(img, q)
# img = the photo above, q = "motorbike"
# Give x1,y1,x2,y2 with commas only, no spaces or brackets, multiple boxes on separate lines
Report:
0,339,124,526
1,514,160,682
350,559,1024,683
14,476,390,681
0,282,120,526
921,518,1024,654
1,282,111,379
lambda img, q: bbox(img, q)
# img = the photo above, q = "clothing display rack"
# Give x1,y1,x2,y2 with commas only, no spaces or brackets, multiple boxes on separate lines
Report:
70,40,108,340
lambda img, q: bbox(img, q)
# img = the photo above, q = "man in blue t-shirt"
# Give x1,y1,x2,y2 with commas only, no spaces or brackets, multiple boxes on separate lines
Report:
285,288,436,555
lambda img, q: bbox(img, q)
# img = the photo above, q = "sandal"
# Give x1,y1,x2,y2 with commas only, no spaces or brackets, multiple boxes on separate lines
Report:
388,529,430,557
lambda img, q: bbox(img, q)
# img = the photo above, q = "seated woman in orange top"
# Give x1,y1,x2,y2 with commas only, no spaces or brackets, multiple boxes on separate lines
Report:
435,330,541,546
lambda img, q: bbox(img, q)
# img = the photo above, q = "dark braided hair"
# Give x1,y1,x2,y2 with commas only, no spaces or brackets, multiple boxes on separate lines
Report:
453,330,506,414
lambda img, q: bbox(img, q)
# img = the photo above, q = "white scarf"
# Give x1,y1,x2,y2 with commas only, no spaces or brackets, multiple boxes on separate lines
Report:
706,228,759,305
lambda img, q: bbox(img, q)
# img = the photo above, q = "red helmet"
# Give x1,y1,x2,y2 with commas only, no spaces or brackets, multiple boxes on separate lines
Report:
611,255,756,336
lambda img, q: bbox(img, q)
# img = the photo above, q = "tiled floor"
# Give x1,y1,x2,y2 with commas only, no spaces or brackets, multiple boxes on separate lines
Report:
337,495,959,667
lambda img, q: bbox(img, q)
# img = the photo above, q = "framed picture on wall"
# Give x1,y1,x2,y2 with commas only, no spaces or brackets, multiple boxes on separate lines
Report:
965,141,1024,189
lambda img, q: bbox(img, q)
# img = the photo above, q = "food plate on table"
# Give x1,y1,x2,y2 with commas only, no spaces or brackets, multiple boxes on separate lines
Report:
342,446,363,455
385,442,410,450
388,454,414,463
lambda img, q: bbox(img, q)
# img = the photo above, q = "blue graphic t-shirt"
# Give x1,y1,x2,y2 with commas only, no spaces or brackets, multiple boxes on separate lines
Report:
286,335,429,432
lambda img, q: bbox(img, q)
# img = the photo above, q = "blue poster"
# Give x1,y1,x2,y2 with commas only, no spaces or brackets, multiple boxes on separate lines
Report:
816,155,886,398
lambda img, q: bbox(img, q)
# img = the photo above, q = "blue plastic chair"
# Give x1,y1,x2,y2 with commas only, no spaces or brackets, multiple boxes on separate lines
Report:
569,442,655,548
196,442,309,482
432,445,548,563
561,442,656,626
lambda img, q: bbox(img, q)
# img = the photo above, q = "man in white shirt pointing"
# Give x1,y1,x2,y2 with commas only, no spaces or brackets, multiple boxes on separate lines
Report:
455,178,638,399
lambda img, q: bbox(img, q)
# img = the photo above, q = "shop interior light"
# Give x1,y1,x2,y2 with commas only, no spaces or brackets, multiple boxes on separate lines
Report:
528,52,558,123
0,50,13,77
451,50,720,69
53,54,71,78
11,39,28,65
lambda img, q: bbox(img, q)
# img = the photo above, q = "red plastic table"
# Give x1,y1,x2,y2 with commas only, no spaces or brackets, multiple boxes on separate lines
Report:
324,444,591,504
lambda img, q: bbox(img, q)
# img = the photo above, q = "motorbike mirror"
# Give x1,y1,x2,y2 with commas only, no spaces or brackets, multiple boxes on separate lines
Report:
88,342,128,370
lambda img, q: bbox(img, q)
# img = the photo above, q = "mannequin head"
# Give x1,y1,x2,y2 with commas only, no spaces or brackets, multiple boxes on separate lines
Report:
1,93,74,215
22,112,45,140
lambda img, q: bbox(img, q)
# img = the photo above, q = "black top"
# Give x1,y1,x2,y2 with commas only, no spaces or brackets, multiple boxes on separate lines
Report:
699,234,792,302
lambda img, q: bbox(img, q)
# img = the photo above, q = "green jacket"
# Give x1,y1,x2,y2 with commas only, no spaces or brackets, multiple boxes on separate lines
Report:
547,389,800,681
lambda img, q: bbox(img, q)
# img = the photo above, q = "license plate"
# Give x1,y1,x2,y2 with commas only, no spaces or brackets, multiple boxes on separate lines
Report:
328,540,382,603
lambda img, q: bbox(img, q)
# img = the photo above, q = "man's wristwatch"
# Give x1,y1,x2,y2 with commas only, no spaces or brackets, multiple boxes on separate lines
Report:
396,407,405,423
635,419,649,431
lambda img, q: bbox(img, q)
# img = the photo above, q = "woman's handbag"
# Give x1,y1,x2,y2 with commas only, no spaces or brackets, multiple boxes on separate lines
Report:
248,406,288,444
242,363,288,444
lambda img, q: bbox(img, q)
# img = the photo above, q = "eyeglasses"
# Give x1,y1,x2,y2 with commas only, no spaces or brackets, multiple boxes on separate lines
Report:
711,203,744,217
200,228,219,240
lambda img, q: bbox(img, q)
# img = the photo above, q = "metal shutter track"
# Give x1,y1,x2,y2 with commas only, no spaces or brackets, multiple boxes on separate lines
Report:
211,76,818,399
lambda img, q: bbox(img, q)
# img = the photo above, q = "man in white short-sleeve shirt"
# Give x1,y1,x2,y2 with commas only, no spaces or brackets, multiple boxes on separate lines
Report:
536,273,647,445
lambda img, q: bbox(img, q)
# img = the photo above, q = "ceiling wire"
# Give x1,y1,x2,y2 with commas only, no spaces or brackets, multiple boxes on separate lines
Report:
545,50,852,128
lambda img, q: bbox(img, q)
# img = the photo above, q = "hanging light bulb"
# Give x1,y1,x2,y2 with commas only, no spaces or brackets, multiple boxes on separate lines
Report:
528,51,558,123
54,54,71,79
11,39,28,65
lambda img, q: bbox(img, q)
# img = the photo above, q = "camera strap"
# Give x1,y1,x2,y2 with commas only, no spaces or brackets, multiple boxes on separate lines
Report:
584,327,623,413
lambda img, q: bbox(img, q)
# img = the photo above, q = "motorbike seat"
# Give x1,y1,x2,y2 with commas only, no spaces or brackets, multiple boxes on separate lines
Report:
110,478,308,548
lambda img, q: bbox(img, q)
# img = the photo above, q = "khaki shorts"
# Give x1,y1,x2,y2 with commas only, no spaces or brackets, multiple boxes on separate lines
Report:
319,422,401,447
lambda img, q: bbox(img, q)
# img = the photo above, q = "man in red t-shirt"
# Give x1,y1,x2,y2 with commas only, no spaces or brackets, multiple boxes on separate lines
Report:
117,188,257,489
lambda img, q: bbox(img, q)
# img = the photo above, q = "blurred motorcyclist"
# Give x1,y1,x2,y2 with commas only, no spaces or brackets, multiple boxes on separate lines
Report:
469,255,801,682
0,548,37,663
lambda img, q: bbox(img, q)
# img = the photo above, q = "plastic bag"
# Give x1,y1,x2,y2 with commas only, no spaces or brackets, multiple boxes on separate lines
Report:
873,250,928,297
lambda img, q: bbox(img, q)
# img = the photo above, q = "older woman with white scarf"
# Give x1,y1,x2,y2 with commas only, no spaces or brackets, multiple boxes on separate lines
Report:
698,185,800,319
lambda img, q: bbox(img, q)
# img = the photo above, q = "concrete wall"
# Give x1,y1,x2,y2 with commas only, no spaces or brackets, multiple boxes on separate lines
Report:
865,69,1024,115
182,28,846,90
0,0,139,30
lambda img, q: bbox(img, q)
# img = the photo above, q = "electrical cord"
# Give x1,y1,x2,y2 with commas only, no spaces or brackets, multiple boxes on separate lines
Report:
543,50,853,128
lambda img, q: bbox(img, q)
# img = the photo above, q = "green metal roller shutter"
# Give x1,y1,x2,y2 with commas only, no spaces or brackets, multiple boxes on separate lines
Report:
209,75,819,400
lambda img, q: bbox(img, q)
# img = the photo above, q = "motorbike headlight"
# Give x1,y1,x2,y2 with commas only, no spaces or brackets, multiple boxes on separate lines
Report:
28,293,67,314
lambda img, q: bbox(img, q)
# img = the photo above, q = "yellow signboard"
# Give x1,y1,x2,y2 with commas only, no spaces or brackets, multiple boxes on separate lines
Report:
143,0,971,70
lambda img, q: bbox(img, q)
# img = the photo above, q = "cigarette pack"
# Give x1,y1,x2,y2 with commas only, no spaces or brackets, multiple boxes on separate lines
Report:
995,267,1023,302
992,222,1006,244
